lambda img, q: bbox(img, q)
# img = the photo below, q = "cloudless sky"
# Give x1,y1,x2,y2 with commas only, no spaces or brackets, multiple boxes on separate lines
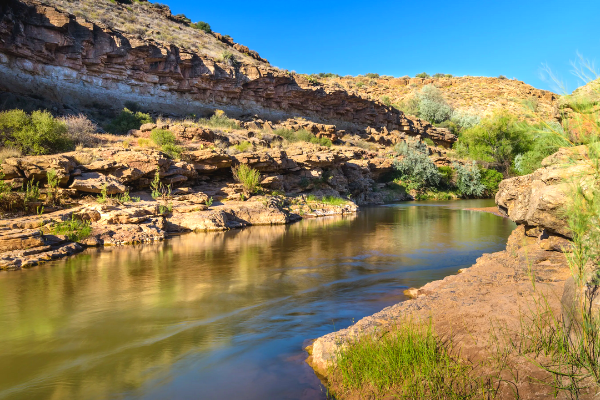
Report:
164,0,599,93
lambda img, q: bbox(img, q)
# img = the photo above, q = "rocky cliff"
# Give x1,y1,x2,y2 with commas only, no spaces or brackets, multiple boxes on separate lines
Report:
0,0,454,145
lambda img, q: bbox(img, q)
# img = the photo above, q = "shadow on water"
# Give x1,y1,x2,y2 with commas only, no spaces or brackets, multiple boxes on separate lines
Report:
0,199,515,400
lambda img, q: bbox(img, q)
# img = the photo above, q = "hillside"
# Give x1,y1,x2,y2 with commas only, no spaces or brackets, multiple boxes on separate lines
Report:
314,74,559,121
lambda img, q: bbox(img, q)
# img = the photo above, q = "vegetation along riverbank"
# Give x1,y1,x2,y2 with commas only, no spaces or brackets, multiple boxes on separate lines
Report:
1,1,599,399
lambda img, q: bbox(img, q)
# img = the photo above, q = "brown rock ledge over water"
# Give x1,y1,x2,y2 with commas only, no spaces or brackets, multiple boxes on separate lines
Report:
0,197,358,271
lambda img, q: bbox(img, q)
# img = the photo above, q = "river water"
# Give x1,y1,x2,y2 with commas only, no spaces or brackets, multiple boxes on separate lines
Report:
0,200,515,400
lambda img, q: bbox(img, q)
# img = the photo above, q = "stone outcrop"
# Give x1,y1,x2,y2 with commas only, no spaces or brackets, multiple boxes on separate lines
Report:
496,145,592,239
0,0,456,146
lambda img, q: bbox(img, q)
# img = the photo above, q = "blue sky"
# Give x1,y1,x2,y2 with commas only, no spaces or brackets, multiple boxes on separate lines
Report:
165,0,599,94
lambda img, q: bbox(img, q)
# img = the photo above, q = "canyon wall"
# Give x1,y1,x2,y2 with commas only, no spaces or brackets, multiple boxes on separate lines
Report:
0,0,454,144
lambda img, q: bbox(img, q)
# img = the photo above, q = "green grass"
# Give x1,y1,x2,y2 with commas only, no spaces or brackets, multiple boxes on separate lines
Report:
330,319,495,399
232,164,261,195
233,141,252,152
199,111,240,130
273,128,332,147
305,194,347,205
51,215,92,242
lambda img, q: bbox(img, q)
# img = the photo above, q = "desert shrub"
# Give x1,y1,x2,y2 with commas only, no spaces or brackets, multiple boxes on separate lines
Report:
498,75,507,79
321,195,346,205
453,161,485,198
273,128,332,147
106,108,153,135
306,75,321,85
59,114,100,147
0,110,72,155
423,138,435,146
200,110,240,130
317,72,341,78
380,95,392,106
232,164,261,195
394,141,441,190
150,129,176,146
416,72,430,78
161,143,183,159
451,110,481,129
455,112,532,172
396,97,420,116
480,168,503,194
434,120,459,135
418,85,453,123
191,21,211,32
221,51,237,66
365,73,380,79
51,215,92,242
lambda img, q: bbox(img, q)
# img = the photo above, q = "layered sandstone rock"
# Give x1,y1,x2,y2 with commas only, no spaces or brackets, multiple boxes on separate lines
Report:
0,0,456,146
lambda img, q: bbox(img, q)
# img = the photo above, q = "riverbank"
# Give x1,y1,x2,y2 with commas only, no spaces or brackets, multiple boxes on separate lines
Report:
0,194,358,270
308,147,590,399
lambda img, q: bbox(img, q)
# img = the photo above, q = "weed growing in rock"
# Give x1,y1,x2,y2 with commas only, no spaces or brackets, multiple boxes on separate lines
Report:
46,169,60,205
232,164,261,195
97,183,108,204
206,196,213,207
51,215,92,242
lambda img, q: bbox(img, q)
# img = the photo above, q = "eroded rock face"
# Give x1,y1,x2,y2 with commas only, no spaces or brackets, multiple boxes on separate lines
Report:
496,146,592,239
0,0,455,146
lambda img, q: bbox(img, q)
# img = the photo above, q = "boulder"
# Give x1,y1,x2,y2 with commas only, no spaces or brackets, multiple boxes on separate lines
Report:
70,172,127,194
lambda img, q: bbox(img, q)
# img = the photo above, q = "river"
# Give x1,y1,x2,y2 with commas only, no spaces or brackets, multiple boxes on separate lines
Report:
0,200,515,400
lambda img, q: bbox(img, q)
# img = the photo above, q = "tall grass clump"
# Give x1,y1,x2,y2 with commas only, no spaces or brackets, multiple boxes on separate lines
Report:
232,164,261,195
150,129,183,158
0,110,73,155
199,110,240,130
51,215,92,242
330,319,496,399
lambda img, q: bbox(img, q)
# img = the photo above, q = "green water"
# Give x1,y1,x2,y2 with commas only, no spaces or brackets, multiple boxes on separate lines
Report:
0,200,515,400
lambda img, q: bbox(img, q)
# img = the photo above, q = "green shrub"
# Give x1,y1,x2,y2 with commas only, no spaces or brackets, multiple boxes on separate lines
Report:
161,143,183,159
272,128,332,146
416,72,430,78
51,215,92,242
423,138,435,146
317,72,341,78
480,168,503,194
451,110,481,129
106,108,153,135
394,141,441,190
200,111,240,130
455,112,532,172
0,110,73,155
396,97,420,116
191,21,211,32
380,95,392,106
232,164,261,195
365,73,380,79
150,129,176,146
437,166,455,187
434,120,459,135
453,161,485,198
234,141,252,152
321,195,346,205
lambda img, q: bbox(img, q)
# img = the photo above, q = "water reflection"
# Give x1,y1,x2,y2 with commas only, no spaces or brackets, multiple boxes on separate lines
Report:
0,200,515,400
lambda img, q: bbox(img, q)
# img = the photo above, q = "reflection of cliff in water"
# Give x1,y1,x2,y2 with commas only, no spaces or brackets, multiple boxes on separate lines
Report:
0,201,515,400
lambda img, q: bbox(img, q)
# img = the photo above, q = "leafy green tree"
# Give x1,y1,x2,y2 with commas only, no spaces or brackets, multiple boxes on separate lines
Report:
455,112,532,172
0,110,72,155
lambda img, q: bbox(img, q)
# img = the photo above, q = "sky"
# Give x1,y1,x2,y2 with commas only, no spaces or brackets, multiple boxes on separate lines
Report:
164,0,600,94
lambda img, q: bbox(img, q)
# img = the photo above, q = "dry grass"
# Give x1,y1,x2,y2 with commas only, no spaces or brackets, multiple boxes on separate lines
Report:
59,114,101,148
0,147,22,163
44,0,264,66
